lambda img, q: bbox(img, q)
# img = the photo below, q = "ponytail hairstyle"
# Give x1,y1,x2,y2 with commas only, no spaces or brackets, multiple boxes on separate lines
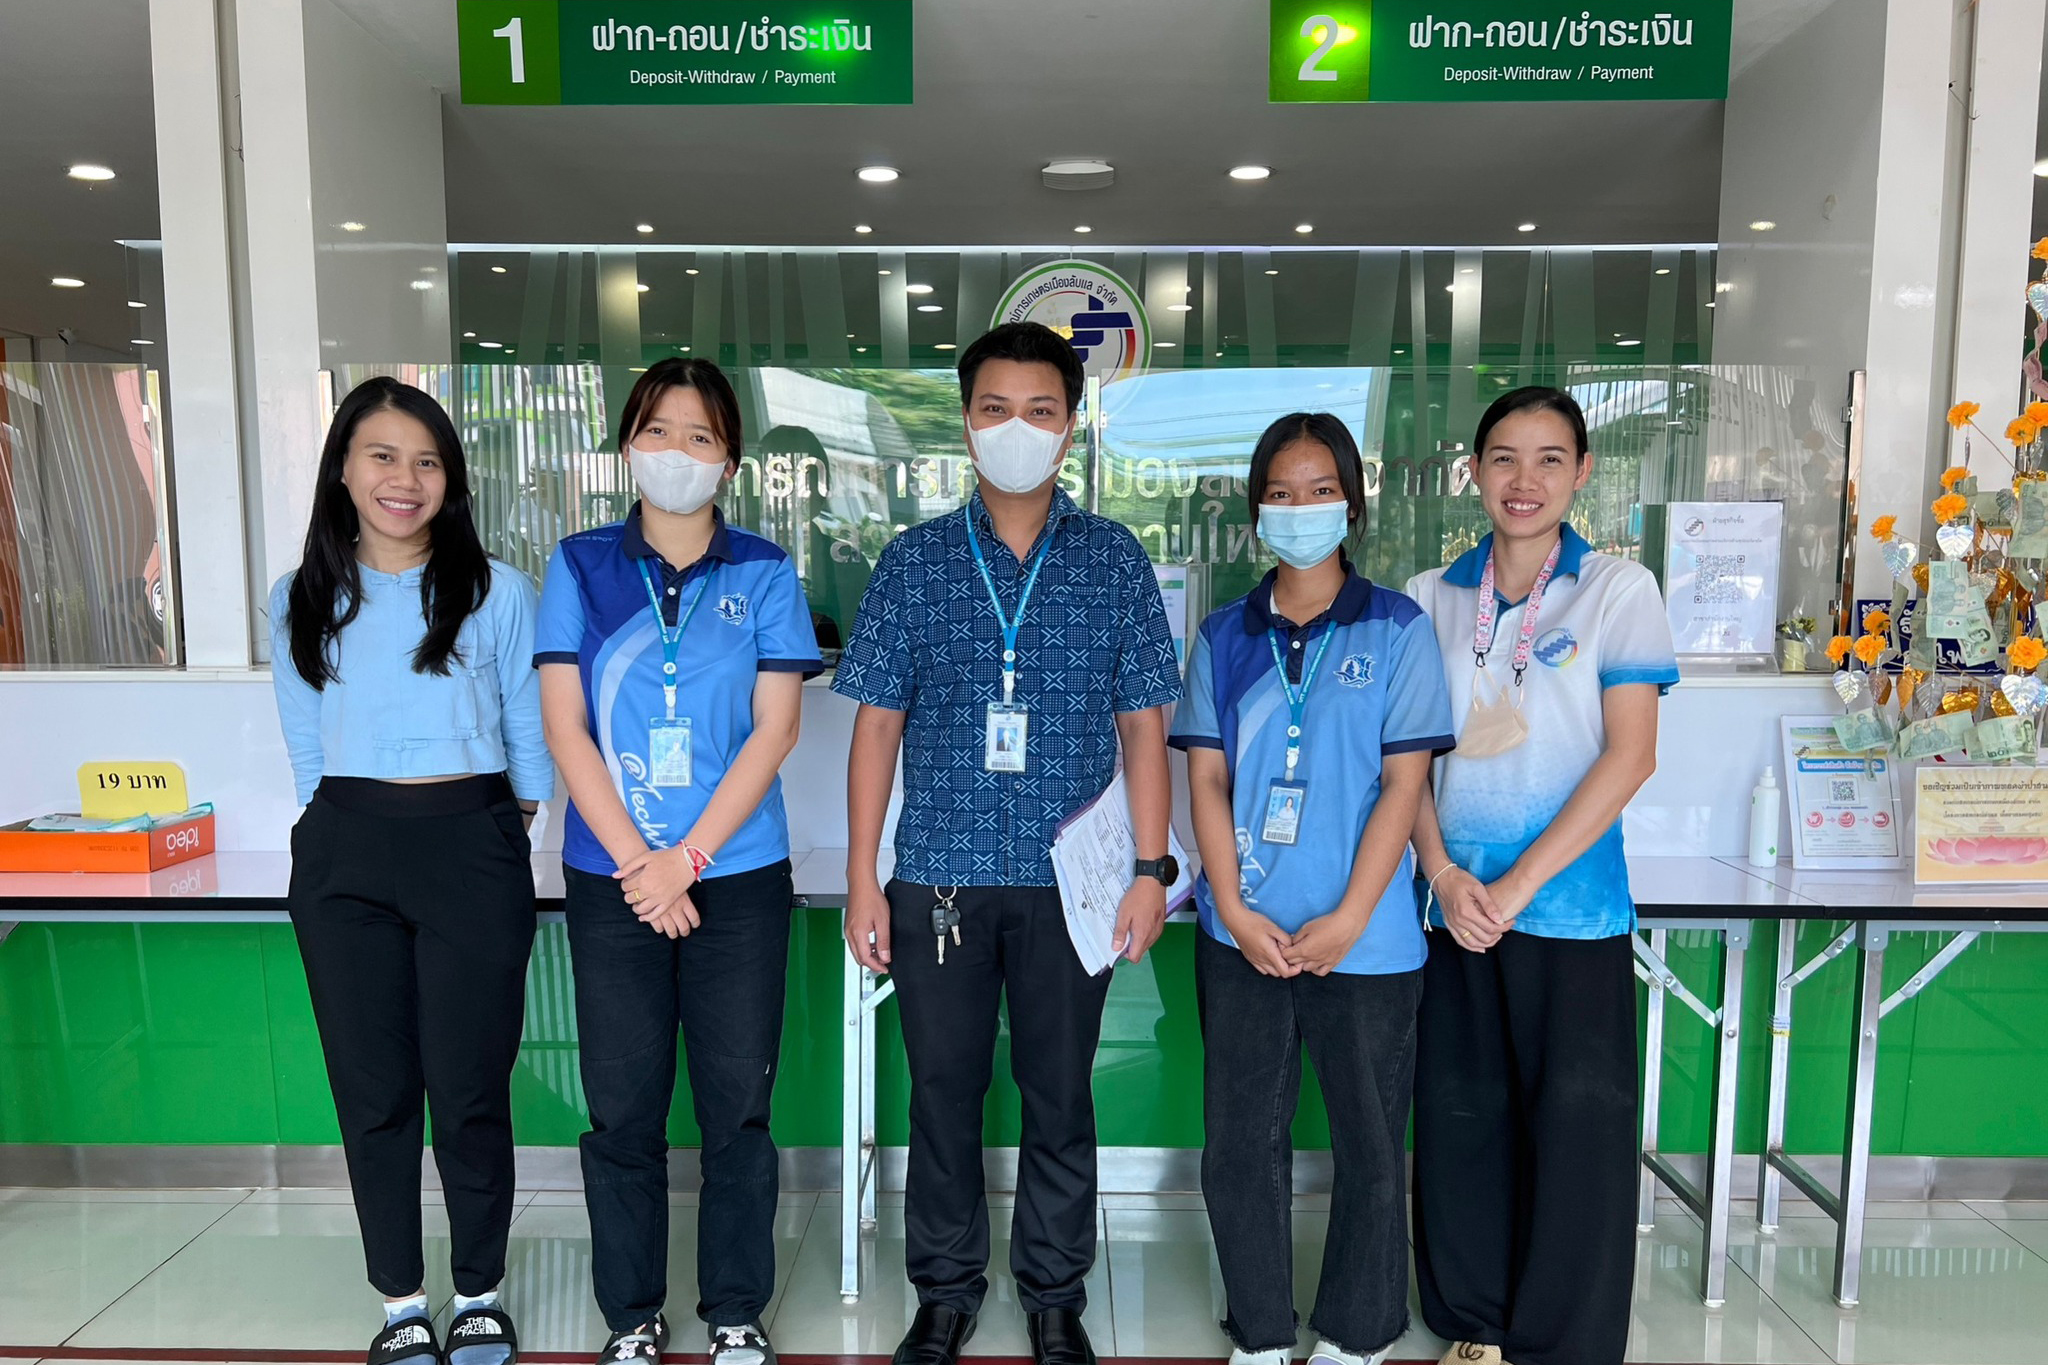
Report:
285,377,492,688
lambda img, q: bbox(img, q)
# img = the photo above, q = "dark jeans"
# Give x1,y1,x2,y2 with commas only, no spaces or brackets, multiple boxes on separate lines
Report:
885,881,1113,1314
287,775,536,1299
1196,930,1421,1355
1413,930,1639,1365
565,858,793,1332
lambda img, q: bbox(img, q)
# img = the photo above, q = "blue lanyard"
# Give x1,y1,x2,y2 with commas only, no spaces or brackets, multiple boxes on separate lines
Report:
638,560,713,719
962,506,1053,705
1266,615,1336,781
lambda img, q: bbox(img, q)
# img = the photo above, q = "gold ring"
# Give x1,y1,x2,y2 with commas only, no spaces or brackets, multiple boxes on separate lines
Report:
629,890,641,903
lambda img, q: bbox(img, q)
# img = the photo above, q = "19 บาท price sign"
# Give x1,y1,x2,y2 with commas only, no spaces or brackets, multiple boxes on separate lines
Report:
458,0,913,105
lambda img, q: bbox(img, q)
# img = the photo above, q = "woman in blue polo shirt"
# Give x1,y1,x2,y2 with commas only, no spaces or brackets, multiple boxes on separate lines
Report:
1171,413,1454,1365
1405,387,1678,1365
272,377,549,1365
536,358,820,1365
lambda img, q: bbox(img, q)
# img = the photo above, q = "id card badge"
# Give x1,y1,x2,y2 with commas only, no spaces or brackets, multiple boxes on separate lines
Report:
649,717,694,788
1261,781,1306,846
984,703,1029,773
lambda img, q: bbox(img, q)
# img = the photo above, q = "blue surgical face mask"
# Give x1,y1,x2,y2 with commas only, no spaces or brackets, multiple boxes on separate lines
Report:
1256,501,1351,569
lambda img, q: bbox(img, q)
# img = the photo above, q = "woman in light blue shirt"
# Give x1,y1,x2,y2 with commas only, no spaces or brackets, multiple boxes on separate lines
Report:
271,377,551,1365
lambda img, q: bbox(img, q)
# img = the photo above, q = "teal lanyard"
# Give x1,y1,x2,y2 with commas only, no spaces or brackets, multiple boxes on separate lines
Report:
962,507,1053,706
1266,613,1336,781
638,559,713,719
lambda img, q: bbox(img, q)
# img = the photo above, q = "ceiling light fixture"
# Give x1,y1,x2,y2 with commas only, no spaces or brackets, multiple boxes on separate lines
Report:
1616,339,1642,347
1749,219,1777,231
934,343,956,350
686,268,700,275
478,340,503,349
636,223,654,234
1155,340,1178,348
128,300,145,308
68,164,115,182
1655,267,1671,275
490,265,507,274
340,221,366,233
1294,223,1313,234
130,338,153,345
1073,225,1093,233
636,282,649,292
855,224,873,234
1705,301,1717,308
905,283,933,295
917,304,943,312
1168,304,1193,312
2037,158,2048,179
856,166,899,183
856,345,868,353
51,277,84,288
1043,160,1115,190
463,331,476,338
1517,222,1538,233
1715,281,1734,293
878,268,892,275
1265,269,1279,276
409,279,433,291
1229,165,1271,181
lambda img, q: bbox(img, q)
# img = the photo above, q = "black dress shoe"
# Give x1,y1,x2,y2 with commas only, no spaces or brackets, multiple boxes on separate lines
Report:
1026,1308,1096,1365
891,1304,977,1365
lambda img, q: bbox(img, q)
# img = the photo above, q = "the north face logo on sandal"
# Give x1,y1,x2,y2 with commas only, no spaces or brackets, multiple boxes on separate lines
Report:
453,1318,499,1338
382,1325,431,1350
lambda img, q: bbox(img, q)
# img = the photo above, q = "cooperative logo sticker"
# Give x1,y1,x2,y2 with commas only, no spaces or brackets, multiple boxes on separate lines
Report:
991,260,1150,385
1533,628,1578,668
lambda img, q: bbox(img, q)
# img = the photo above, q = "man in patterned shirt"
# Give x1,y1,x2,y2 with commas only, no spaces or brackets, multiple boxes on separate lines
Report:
834,323,1181,1365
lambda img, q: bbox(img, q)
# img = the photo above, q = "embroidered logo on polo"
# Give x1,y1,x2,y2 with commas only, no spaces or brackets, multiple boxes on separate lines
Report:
716,592,750,625
1334,652,1375,687
1534,628,1579,668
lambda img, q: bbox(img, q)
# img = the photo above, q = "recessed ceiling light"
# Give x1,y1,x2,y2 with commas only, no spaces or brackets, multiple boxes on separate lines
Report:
855,224,873,234
1617,338,1642,347
1394,347,1407,354
1517,222,1538,233
1655,267,1672,275
1445,284,1458,293
1168,304,1193,312
128,300,145,308
1749,220,1777,231
462,331,476,338
1229,165,1271,181
636,223,654,234
679,345,691,352
409,279,433,291
1294,223,1313,234
1715,281,1734,293
1459,268,1474,275
50,277,85,288
636,283,650,293
847,332,857,338
2037,159,2048,178
1155,340,1178,348
1705,301,1717,308
1074,225,1093,233
490,265,507,274
68,163,115,182
685,268,699,275
340,221,366,233
856,166,899,183
130,338,153,345
478,340,503,349
504,348,515,354
934,343,956,350
1215,350,1224,357
1265,269,1279,276
906,283,934,295
856,345,868,353
917,304,943,313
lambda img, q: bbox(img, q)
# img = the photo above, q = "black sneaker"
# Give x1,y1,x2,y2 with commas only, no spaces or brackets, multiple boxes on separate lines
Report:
709,1323,776,1365
598,1313,671,1365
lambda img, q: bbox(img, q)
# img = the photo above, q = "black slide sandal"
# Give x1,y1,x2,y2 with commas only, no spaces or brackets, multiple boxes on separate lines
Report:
369,1313,442,1365
448,1305,520,1365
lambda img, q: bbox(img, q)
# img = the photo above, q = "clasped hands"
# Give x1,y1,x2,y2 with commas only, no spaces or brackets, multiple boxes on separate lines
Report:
1431,866,1533,953
614,844,702,939
1221,901,1370,977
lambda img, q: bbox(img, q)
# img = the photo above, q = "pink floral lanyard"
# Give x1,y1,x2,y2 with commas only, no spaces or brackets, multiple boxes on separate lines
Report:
1472,537,1563,688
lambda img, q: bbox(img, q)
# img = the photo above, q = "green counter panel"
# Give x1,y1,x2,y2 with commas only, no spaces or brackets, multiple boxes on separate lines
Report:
2,920,2043,1157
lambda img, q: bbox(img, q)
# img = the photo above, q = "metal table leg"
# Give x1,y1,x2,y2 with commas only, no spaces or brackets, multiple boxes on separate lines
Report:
840,948,862,1301
1833,922,1887,1307
1636,928,1668,1233
1758,920,1798,1231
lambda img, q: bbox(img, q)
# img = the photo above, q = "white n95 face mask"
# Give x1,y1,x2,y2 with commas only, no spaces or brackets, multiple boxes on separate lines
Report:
630,445,726,515
968,417,1070,493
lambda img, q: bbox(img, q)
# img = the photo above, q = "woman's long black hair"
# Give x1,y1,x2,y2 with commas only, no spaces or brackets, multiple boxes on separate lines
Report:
284,377,492,688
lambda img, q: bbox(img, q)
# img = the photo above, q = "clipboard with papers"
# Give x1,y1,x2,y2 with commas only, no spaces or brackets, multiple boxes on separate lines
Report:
1050,769,1196,975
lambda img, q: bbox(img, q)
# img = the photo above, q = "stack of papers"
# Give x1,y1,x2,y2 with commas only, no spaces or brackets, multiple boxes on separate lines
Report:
1050,770,1195,975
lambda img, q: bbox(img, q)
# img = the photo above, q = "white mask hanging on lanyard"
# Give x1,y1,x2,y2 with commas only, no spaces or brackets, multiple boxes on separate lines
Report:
1460,537,1562,760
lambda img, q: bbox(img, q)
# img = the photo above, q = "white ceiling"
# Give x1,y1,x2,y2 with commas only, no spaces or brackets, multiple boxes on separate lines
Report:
0,0,1865,352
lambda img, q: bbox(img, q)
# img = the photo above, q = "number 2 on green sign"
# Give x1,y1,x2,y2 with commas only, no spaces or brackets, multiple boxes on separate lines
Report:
493,15,526,84
1298,14,1339,81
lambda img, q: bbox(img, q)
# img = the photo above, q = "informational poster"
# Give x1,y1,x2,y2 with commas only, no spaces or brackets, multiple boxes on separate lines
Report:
1915,765,2048,885
1778,718,1902,869
1663,501,1783,658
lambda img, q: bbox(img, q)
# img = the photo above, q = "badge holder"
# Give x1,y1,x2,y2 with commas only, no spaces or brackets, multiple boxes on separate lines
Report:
985,656,1028,773
650,672,694,788
1261,724,1308,846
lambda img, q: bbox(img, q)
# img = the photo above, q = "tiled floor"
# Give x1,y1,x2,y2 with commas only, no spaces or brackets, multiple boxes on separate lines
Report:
1,1187,2044,1363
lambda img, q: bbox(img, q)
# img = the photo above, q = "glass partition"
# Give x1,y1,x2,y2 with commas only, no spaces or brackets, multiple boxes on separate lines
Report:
0,362,176,668
328,360,1848,672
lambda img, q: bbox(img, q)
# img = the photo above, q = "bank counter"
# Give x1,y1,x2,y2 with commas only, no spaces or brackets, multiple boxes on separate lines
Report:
6,851,2042,1313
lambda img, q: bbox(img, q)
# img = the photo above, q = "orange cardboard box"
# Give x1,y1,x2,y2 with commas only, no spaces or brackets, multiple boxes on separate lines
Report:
0,811,216,873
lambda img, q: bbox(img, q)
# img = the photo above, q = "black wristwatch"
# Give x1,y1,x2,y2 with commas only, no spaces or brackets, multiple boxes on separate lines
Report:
1134,855,1179,886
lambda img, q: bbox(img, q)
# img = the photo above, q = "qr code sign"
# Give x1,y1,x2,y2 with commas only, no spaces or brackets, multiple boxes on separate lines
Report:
1829,777,1859,803
1691,554,1747,605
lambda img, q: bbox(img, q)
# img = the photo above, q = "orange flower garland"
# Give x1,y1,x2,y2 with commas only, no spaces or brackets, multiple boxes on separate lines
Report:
1863,608,1891,634
2011,637,2047,672
1825,635,1853,667
1940,465,1971,490
1932,492,1969,523
1852,634,1886,667
1869,514,1897,541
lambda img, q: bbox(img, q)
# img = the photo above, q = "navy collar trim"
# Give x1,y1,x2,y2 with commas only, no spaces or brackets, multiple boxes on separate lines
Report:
1242,556,1373,634
967,486,1083,551
622,502,733,570
1441,525,1593,593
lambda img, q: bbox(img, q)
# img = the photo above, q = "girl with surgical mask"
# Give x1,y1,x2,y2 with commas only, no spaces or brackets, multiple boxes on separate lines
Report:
1170,413,1454,1365
534,358,820,1365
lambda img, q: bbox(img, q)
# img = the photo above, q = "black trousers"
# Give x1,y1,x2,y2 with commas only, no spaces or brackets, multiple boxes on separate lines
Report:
1412,929,1639,1365
287,775,537,1299
565,859,793,1332
1197,932,1421,1356
885,881,1113,1314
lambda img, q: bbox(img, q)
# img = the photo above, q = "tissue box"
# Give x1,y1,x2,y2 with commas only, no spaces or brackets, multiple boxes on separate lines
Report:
0,810,216,873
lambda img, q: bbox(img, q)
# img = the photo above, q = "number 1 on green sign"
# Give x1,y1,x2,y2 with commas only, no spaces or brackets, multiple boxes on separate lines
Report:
494,15,526,83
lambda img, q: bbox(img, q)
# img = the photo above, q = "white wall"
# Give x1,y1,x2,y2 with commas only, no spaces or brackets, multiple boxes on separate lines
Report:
0,674,1820,861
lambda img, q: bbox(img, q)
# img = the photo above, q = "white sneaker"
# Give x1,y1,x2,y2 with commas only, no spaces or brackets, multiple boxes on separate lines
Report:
1228,1349,1289,1365
1308,1340,1388,1365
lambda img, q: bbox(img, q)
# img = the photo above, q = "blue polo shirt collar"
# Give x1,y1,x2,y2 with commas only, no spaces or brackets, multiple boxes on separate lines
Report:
1242,555,1372,634
621,502,734,570
967,486,1084,559
1441,525,1593,601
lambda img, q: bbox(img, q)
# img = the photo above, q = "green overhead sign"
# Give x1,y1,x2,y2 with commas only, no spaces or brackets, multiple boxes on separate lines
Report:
1270,1,1731,103
457,0,913,105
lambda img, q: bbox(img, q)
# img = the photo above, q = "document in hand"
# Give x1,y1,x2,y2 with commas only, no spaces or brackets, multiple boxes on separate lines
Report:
1050,770,1195,975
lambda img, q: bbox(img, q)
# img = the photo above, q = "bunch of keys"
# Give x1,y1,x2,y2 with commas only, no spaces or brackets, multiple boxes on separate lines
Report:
931,886,962,964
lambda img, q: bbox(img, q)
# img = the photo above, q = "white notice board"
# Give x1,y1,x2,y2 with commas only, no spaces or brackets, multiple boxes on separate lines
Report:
1664,501,1784,658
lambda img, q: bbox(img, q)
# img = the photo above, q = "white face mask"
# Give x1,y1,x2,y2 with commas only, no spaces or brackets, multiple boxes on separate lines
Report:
630,445,726,515
968,417,1069,494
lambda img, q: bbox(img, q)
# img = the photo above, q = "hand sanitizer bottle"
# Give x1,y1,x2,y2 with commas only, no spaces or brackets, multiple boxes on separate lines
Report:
1748,766,1782,868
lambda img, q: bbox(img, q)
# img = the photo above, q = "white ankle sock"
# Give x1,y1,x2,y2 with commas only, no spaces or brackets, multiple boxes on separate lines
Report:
385,1294,430,1324
453,1289,502,1314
